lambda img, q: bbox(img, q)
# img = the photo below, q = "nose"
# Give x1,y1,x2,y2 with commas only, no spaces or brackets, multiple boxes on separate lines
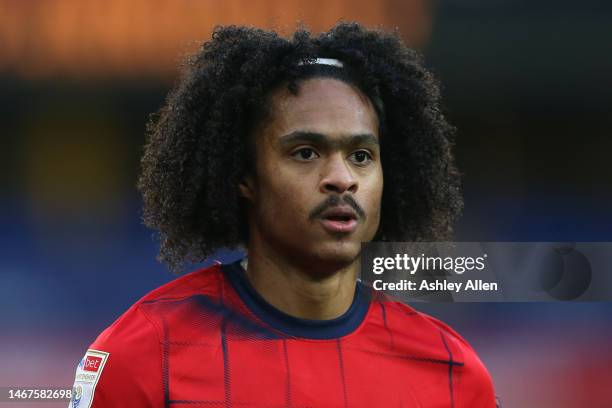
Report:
319,153,358,194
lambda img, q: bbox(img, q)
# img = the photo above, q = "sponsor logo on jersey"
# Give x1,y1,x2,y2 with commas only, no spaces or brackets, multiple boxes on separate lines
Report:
68,349,109,408
83,356,103,372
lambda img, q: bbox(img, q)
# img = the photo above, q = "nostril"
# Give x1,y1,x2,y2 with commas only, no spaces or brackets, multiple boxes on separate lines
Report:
323,183,341,193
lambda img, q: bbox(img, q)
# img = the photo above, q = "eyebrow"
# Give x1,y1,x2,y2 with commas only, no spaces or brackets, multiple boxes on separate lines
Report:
277,131,379,150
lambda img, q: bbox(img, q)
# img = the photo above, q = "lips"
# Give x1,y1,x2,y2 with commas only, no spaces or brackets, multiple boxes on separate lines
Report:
319,206,358,233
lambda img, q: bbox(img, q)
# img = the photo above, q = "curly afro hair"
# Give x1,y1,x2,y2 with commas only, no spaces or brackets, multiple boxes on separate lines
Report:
138,22,463,273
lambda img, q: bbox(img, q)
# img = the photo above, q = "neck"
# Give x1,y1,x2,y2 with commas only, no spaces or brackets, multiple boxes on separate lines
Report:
243,240,359,320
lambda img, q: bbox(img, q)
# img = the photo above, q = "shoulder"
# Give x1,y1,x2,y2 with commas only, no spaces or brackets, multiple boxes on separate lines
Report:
69,263,223,408
93,263,223,350
374,297,498,407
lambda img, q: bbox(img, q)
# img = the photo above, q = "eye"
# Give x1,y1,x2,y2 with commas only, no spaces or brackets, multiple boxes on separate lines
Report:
291,147,319,161
349,150,373,165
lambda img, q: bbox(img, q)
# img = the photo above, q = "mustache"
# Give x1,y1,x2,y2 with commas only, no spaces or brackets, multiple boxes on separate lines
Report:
308,195,366,221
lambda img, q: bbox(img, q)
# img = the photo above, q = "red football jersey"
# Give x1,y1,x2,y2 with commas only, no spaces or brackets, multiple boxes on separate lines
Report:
69,260,497,407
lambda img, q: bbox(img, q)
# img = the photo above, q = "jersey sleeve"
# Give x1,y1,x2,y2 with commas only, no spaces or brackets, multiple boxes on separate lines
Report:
425,314,498,408
68,306,165,408
454,334,497,408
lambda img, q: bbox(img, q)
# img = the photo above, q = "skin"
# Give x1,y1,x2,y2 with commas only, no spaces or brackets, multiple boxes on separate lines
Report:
239,78,383,320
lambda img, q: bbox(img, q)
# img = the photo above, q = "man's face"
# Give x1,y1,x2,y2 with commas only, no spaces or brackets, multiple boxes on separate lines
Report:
241,78,383,271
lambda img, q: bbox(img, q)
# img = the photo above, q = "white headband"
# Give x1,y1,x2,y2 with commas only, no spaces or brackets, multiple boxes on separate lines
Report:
298,58,344,68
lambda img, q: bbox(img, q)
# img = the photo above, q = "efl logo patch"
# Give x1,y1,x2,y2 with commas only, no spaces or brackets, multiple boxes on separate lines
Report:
69,349,109,408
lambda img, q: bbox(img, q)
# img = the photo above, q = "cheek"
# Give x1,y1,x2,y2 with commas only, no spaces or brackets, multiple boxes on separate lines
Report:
256,173,309,219
366,196,382,226
364,167,383,199
363,172,383,224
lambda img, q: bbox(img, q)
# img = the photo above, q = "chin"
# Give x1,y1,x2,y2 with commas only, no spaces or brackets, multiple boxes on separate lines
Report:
311,240,362,267
276,239,361,277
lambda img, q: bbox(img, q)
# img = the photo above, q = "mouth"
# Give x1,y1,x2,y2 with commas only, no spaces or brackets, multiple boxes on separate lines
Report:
319,208,358,233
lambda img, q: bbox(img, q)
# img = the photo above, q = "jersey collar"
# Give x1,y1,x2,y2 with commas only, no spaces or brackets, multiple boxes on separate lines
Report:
222,259,371,340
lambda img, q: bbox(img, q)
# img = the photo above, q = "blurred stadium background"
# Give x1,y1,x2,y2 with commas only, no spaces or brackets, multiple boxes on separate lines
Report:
1,0,611,406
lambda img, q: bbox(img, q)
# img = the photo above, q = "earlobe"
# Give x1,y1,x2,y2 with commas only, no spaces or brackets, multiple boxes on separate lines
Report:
238,176,255,201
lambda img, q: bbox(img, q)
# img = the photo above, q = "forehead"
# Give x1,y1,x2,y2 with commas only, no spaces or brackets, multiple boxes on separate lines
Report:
264,78,379,140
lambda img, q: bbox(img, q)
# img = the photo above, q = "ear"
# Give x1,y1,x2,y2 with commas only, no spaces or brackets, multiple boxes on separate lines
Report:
238,174,256,202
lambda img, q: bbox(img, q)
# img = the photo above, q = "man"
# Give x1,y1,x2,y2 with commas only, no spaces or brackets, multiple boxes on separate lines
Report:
69,22,497,407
